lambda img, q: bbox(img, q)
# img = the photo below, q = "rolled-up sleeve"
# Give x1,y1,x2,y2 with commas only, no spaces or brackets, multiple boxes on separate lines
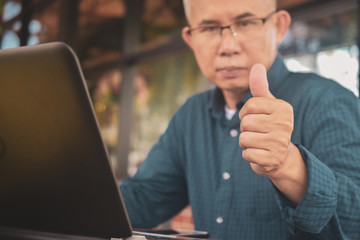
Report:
274,83,360,239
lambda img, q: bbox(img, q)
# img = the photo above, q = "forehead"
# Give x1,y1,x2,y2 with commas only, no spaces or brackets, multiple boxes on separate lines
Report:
188,0,276,24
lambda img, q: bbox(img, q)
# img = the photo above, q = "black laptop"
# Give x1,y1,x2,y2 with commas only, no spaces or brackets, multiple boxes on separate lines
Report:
0,43,209,240
0,42,133,239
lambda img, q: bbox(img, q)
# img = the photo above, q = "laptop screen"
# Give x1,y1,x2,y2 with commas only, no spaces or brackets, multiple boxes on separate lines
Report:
0,42,132,239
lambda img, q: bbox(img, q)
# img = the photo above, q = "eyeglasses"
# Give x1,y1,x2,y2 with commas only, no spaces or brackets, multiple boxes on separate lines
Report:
187,11,277,42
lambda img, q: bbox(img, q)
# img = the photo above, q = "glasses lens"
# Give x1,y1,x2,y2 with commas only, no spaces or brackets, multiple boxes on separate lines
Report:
193,26,219,37
232,19,263,34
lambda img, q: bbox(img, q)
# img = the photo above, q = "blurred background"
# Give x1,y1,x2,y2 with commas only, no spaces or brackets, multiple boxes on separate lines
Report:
1,0,359,230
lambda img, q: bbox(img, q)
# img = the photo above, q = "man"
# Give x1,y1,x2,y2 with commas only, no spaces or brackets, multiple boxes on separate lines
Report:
120,0,360,239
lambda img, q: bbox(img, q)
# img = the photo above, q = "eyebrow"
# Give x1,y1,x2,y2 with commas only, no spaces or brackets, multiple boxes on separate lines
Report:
232,12,256,21
197,12,256,26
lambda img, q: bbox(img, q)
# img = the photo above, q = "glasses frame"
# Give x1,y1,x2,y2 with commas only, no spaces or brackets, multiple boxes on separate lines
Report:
186,10,278,37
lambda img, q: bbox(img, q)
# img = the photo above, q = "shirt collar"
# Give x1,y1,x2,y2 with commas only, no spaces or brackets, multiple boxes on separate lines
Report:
208,88,226,121
208,54,290,118
267,54,290,98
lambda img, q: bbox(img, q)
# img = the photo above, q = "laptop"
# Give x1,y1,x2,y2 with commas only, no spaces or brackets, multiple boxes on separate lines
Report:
0,43,208,240
0,42,133,239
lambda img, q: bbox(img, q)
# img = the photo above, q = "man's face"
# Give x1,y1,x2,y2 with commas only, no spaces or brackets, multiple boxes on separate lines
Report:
182,0,282,94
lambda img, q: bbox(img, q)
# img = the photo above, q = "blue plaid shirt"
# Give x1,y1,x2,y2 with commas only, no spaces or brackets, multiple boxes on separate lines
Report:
120,55,360,239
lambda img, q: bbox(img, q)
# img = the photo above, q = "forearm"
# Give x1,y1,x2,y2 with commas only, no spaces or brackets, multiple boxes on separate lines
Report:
274,146,360,239
120,180,159,228
120,174,188,228
119,123,188,228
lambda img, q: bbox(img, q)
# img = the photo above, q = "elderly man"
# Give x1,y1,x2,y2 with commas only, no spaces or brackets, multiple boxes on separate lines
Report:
120,0,360,239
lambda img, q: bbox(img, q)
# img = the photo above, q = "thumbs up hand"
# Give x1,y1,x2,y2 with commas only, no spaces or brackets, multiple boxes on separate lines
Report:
238,63,308,205
238,63,294,179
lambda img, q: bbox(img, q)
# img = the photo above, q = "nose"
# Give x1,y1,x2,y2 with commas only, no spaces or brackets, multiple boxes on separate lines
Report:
220,25,237,37
217,27,241,56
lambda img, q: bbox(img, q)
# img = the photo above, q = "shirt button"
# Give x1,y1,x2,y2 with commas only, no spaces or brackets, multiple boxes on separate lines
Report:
223,172,231,180
230,129,238,137
216,217,224,224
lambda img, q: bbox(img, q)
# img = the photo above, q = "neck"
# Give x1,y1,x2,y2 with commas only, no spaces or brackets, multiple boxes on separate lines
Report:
222,89,248,109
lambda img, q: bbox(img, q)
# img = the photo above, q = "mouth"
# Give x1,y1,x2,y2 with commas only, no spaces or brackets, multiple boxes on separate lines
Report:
216,66,248,79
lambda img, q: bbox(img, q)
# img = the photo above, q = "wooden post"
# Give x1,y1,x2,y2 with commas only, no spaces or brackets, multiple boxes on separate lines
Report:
19,0,32,46
0,0,4,47
115,0,143,179
59,0,78,51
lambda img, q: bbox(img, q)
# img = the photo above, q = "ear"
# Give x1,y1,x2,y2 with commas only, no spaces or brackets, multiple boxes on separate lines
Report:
274,10,291,45
182,26,194,50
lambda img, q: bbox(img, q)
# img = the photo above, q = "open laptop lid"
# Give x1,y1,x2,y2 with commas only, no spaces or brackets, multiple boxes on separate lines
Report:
0,42,132,239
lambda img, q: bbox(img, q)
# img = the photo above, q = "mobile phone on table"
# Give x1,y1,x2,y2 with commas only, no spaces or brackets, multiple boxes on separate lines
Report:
133,229,209,239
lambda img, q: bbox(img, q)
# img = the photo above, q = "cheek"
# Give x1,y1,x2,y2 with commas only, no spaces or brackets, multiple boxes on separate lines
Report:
193,45,217,78
246,32,277,66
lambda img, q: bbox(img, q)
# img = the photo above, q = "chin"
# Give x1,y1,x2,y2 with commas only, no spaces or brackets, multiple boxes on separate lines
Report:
217,77,248,88
218,83,249,93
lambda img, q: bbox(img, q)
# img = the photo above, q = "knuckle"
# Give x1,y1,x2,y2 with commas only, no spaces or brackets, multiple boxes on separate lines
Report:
246,99,257,112
286,102,294,114
280,101,294,118
284,121,293,132
240,116,249,131
242,149,249,160
239,133,246,148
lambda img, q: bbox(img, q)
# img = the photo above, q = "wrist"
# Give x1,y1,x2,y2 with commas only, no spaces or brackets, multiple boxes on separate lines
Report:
270,143,308,205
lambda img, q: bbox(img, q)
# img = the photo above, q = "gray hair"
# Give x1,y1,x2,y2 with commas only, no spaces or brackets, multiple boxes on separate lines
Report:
183,0,190,21
183,0,278,21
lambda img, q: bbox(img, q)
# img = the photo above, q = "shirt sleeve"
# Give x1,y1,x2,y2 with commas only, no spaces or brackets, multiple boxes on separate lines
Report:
273,84,360,239
120,109,189,229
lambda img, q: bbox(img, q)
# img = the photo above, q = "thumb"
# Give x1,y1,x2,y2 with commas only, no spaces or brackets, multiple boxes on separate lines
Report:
249,63,275,99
